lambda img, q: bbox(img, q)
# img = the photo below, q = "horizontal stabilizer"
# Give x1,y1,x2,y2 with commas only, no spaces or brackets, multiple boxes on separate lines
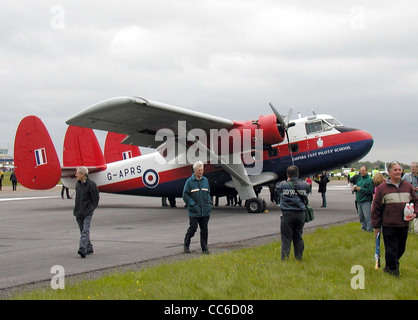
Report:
14,116,61,189
61,166,107,178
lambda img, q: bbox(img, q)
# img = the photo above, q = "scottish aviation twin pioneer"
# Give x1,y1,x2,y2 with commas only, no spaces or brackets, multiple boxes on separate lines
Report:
14,96,373,213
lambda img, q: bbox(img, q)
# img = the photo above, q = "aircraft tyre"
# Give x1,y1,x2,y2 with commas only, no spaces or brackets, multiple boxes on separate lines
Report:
261,199,267,212
245,198,264,214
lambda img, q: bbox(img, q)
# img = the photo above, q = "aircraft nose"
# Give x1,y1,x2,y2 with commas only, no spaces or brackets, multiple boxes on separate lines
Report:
358,129,373,141
335,126,374,158
336,127,373,144
357,129,374,154
361,129,373,142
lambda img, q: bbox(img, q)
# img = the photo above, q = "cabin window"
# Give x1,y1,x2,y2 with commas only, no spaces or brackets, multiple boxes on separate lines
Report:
268,148,278,157
305,120,332,135
289,143,299,153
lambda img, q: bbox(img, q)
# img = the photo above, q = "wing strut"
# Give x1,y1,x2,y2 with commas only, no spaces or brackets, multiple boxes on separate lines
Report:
184,131,257,201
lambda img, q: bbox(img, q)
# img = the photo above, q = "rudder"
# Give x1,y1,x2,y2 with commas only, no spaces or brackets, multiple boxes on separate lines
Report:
14,116,61,190
104,132,141,163
63,126,106,168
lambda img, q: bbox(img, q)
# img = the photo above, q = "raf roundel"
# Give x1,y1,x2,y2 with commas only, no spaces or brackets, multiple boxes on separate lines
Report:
143,169,160,188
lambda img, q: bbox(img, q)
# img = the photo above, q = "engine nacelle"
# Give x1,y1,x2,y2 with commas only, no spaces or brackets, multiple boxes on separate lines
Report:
187,114,285,157
256,113,285,145
234,113,285,149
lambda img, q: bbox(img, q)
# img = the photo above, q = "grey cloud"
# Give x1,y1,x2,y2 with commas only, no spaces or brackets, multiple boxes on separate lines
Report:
1,1,417,164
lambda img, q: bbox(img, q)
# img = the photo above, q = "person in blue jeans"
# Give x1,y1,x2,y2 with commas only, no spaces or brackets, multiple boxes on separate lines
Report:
183,161,212,254
73,166,100,258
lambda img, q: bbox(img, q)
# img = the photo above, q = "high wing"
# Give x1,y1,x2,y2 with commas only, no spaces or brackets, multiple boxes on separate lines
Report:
66,96,279,207
66,96,234,148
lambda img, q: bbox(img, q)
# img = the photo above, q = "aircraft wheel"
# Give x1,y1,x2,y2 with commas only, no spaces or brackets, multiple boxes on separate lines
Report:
261,199,267,212
245,198,264,214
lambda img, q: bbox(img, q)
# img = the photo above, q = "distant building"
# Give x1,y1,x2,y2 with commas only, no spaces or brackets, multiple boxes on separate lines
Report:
0,148,14,170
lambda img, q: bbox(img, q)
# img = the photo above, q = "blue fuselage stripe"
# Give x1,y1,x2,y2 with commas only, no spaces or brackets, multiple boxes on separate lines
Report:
107,138,373,197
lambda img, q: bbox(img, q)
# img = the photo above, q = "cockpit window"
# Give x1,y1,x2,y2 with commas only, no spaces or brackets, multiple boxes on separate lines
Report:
325,118,343,127
305,120,332,135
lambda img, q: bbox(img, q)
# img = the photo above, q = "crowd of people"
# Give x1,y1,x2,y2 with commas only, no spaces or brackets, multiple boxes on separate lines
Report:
179,161,417,277
197,161,417,277
278,161,417,277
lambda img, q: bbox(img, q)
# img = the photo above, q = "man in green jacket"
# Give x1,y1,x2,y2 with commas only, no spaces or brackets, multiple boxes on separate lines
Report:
183,161,212,254
353,166,374,232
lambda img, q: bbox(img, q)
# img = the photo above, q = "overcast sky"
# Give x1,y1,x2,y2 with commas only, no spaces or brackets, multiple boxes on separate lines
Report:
1,1,417,164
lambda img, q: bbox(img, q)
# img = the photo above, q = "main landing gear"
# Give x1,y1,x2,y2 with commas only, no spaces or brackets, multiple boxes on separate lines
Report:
245,198,267,214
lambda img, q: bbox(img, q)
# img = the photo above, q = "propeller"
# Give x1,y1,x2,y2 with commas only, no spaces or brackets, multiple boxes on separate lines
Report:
268,101,296,164
268,101,296,132
269,102,295,131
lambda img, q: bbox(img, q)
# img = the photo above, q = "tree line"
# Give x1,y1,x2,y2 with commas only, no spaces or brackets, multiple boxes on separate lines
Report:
348,160,411,171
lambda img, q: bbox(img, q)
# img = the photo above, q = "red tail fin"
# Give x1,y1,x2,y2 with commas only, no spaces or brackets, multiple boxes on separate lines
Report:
104,132,141,163
14,116,61,189
63,126,106,168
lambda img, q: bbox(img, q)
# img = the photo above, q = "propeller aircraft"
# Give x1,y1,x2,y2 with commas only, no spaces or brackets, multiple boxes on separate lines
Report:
14,96,373,213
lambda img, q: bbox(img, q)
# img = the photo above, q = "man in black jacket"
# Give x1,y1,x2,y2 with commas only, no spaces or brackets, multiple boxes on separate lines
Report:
314,172,330,208
74,166,100,258
276,165,310,260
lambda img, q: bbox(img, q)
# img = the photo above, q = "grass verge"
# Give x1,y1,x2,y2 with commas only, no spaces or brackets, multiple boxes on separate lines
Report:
11,222,417,300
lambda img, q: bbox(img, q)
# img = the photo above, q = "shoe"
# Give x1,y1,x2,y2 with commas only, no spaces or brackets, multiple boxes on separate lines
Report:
87,249,94,255
78,249,86,258
202,250,210,255
383,267,400,278
184,246,191,254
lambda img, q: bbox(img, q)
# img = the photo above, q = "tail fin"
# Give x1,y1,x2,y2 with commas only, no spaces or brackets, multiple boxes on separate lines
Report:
14,116,61,189
62,126,106,176
104,132,141,163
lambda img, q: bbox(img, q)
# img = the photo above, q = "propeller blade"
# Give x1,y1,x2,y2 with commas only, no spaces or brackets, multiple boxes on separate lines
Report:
286,106,294,124
268,101,286,128
268,101,294,164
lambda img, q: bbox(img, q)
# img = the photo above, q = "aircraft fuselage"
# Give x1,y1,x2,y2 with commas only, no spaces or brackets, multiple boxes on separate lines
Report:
62,114,373,198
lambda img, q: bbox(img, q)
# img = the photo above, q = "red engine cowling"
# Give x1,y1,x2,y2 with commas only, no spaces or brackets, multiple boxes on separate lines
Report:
190,113,285,156
234,113,285,148
256,113,285,145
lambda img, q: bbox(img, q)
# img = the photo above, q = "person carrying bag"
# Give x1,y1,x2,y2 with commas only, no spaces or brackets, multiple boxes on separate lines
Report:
289,181,314,223
275,165,312,261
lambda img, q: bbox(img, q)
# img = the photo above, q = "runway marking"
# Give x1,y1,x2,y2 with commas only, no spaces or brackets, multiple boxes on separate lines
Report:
0,196,60,202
